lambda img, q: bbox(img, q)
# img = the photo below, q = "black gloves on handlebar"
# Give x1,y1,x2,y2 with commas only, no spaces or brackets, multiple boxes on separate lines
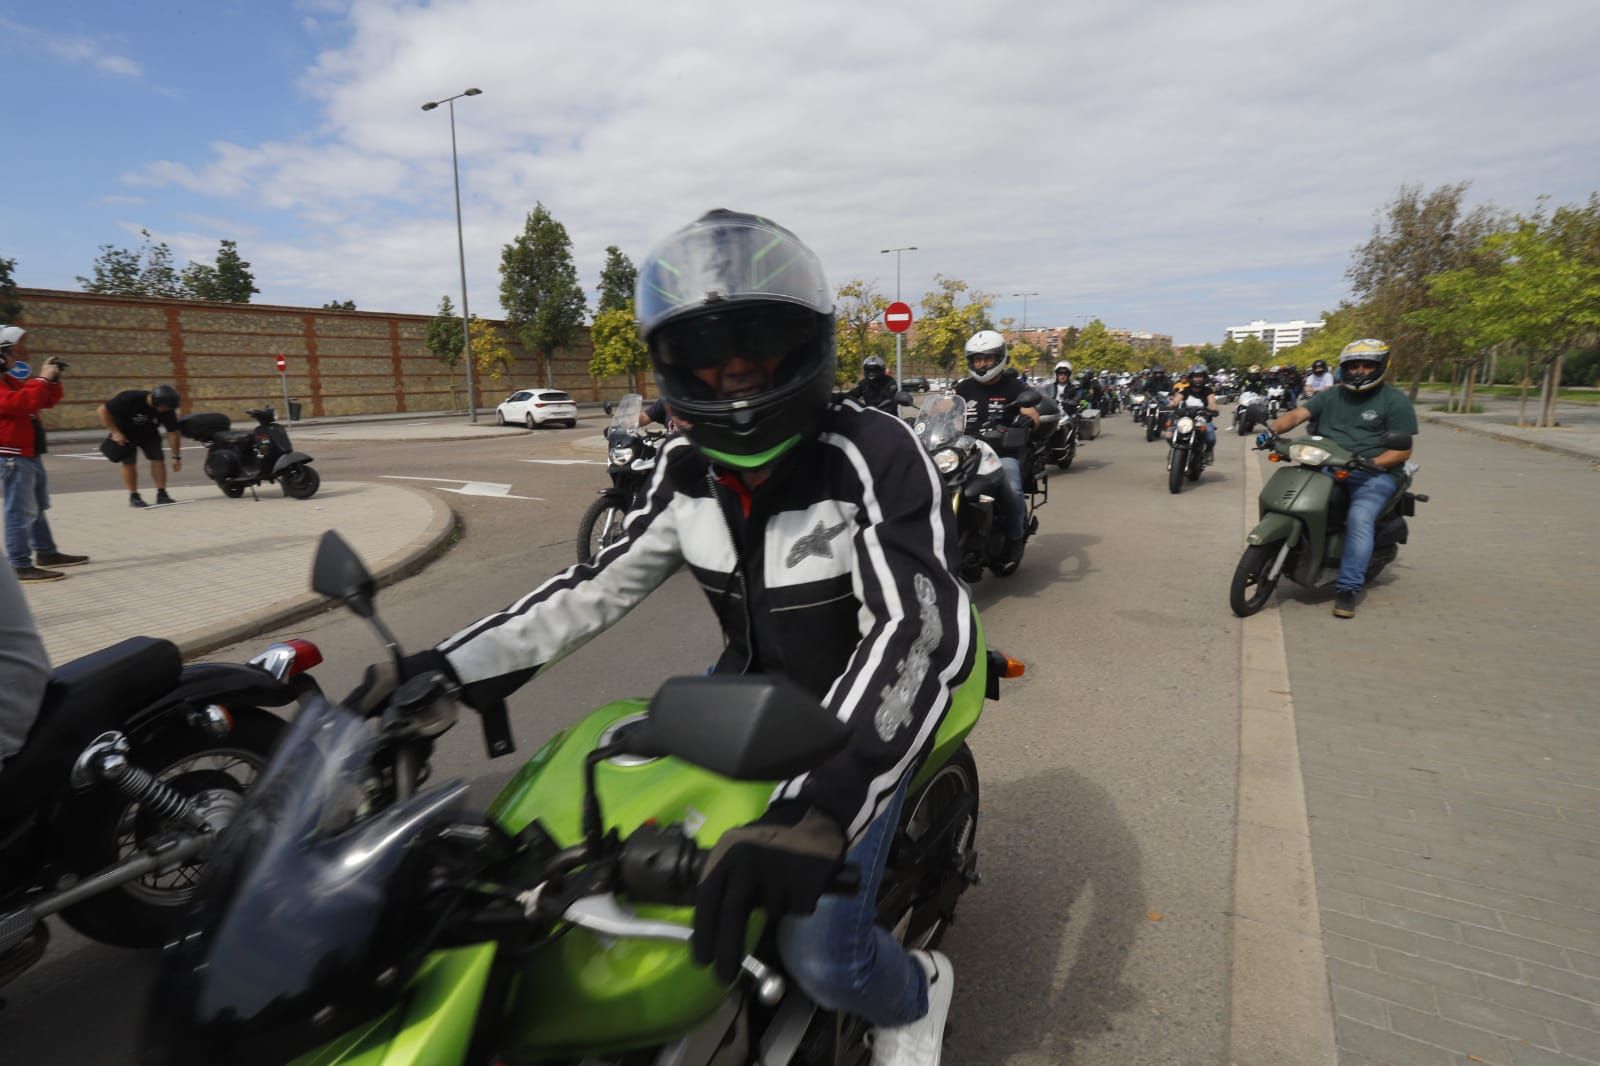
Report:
692,804,848,983
344,649,459,716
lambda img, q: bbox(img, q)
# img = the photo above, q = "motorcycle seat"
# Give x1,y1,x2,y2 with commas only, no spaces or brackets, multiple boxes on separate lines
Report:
0,637,182,817
215,430,255,447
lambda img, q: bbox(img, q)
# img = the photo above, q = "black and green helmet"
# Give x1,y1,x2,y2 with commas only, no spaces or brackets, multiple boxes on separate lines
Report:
636,210,835,469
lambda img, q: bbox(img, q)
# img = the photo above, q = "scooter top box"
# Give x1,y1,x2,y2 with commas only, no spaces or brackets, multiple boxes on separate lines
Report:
1077,408,1101,440
178,412,232,441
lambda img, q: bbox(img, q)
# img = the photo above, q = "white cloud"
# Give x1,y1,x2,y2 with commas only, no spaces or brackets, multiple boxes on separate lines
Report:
0,17,143,78
124,0,1600,340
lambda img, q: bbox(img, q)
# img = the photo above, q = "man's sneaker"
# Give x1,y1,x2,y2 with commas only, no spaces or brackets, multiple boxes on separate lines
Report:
871,950,954,1066
14,565,66,582
36,551,89,568
155,489,176,505
130,493,148,508
1333,589,1359,618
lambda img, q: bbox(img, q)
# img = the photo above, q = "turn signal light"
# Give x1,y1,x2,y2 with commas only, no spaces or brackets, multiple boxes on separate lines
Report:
1333,469,1350,481
999,654,1026,679
1268,453,1282,463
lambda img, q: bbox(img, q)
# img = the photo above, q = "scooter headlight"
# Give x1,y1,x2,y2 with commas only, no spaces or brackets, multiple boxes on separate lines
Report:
1176,417,1195,434
1288,442,1333,467
933,448,961,474
609,444,636,466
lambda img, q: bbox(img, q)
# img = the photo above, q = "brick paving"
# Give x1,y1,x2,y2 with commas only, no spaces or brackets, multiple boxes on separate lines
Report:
17,481,449,663
1274,428,1600,1064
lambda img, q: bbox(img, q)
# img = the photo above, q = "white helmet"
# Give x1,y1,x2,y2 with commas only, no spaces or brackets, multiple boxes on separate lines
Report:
0,325,24,352
964,330,1009,384
1053,360,1073,377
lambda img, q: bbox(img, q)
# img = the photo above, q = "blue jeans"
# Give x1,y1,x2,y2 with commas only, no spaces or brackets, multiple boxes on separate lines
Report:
2,456,57,569
997,456,1026,539
778,779,928,1028
1332,468,1399,592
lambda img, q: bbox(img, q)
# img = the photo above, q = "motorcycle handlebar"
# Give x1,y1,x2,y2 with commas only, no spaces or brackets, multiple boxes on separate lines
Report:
617,823,860,906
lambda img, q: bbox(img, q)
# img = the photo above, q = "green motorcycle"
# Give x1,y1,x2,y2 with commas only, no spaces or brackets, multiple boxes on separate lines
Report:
143,532,1019,1066
1229,431,1428,617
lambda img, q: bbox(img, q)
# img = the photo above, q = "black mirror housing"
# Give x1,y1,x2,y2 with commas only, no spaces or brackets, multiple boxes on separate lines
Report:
894,390,914,407
1379,431,1414,452
637,675,850,781
311,530,377,618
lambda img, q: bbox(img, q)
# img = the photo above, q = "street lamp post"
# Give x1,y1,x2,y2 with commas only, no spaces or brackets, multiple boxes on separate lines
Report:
1011,290,1039,332
422,87,482,422
880,246,917,382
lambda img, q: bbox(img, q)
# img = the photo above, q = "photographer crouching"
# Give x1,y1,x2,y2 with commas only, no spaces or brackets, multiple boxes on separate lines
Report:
1,327,90,581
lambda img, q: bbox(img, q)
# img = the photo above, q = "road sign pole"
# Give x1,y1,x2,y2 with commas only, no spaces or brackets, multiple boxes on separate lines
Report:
281,371,291,423
895,333,903,384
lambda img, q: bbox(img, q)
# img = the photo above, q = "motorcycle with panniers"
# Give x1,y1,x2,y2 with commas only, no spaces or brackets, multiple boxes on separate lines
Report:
577,394,665,564
143,531,1022,1066
1229,431,1428,616
179,407,320,500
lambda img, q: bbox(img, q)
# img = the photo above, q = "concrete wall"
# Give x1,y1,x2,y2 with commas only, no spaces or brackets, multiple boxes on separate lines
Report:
13,289,643,430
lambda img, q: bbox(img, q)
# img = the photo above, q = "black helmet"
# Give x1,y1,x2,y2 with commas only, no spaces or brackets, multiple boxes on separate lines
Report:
862,355,886,379
1312,359,1328,371
150,384,181,410
1187,364,1209,382
636,210,834,470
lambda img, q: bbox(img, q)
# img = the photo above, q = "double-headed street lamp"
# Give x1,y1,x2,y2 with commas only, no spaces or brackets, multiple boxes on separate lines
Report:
880,246,917,381
421,87,482,422
1011,290,1039,333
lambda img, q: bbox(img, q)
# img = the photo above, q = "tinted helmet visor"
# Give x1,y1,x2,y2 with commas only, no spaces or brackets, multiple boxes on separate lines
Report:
651,304,818,373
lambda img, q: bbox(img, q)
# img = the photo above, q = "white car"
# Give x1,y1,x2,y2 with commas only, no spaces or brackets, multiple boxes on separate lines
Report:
496,388,578,428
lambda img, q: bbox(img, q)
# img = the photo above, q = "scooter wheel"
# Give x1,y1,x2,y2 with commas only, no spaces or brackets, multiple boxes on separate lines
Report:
219,481,246,499
1229,544,1281,617
280,465,320,500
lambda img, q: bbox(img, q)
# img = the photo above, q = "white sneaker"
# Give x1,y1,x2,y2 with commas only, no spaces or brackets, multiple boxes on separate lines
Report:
870,949,954,1066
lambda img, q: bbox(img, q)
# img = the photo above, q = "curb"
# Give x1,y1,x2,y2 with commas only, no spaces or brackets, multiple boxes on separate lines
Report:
1227,448,1339,1066
1418,412,1600,465
164,488,459,660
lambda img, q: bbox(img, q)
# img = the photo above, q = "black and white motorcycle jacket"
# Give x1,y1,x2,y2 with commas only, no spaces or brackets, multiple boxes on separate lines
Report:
437,399,976,841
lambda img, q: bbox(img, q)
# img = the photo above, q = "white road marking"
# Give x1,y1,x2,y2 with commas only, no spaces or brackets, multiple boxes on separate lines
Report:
56,452,109,460
381,475,543,500
518,459,604,465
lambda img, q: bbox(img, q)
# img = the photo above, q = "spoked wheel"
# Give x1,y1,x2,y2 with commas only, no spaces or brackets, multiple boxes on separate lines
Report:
1168,449,1186,493
280,464,320,499
1230,543,1282,617
577,492,629,564
60,709,284,947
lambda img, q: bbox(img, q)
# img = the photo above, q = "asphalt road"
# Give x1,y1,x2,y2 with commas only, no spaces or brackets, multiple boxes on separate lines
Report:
4,408,1248,1064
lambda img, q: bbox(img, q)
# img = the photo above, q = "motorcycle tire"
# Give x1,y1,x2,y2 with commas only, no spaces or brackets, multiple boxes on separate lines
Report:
1056,440,1076,470
1187,451,1203,482
1146,421,1159,443
1168,449,1186,493
1237,417,1251,437
1229,543,1281,617
280,464,320,500
59,708,284,948
577,491,629,564
218,481,246,498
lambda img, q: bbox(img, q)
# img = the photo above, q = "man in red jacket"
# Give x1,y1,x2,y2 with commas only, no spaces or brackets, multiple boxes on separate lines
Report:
2,327,89,581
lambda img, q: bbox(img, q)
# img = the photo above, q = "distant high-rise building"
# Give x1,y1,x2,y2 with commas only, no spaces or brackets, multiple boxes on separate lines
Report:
1226,319,1325,354
1107,329,1173,352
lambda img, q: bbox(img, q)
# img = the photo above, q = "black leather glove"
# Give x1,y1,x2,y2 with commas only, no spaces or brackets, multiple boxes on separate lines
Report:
343,649,458,716
691,805,847,983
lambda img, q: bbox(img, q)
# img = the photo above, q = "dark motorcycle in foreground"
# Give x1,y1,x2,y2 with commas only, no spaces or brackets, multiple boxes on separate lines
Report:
1229,431,1428,616
0,635,318,988
144,531,1022,1066
578,394,665,564
179,407,320,500
1144,393,1173,442
1164,398,1215,494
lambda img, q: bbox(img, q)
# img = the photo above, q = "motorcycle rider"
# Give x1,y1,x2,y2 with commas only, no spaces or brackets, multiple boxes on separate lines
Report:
847,354,901,413
955,329,1040,570
1046,360,1077,406
1171,364,1219,463
1259,338,1417,619
1303,358,1335,397
1075,369,1106,410
1145,365,1173,396
1281,362,1305,407
1241,364,1267,394
361,210,972,1066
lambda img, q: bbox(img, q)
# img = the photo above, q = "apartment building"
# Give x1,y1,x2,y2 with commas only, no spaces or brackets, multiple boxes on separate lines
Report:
1225,319,1324,354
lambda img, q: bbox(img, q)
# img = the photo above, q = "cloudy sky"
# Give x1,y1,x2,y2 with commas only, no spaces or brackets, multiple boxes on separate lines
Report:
5,0,1598,343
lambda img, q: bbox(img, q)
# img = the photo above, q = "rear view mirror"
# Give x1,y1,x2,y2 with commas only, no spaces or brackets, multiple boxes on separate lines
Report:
1379,431,1413,451
311,530,377,618
895,390,914,407
634,675,850,781
603,400,614,416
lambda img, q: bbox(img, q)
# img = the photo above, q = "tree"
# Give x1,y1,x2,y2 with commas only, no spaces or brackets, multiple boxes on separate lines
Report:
589,303,650,391
1215,335,1273,370
911,274,994,375
833,279,890,386
1008,338,1043,375
0,255,21,322
595,246,637,316
1347,182,1506,396
78,229,187,297
321,299,357,311
469,316,516,383
1069,319,1136,372
186,240,259,303
426,296,466,409
500,203,588,387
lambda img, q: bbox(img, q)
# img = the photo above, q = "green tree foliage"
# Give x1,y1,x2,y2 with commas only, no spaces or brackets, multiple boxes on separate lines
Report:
833,279,891,386
500,203,588,387
183,240,258,302
1069,319,1136,372
321,299,357,311
0,255,21,322
589,302,650,390
1215,335,1273,370
912,275,994,374
80,229,186,296
1008,338,1043,375
1276,305,1369,368
426,295,466,409
469,316,516,383
595,246,637,316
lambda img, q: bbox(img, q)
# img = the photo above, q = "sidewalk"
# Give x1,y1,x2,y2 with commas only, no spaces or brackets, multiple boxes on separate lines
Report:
18,482,455,664
1415,393,1600,463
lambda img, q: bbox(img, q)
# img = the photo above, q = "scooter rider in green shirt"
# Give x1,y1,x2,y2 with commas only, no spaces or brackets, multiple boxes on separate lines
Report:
1258,339,1418,618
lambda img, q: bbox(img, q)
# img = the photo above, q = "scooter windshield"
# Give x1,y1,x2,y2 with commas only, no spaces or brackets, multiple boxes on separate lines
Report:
914,394,965,451
610,393,643,433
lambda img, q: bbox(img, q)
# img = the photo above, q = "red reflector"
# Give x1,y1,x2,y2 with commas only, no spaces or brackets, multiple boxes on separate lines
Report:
284,638,323,675
534,402,548,407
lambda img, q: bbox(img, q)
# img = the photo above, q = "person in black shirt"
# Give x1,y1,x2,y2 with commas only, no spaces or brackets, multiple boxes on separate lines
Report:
953,330,1038,566
1169,365,1219,462
98,385,182,507
846,355,900,413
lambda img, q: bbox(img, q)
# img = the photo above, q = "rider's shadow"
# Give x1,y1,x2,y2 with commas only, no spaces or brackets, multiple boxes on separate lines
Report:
944,766,1144,1064
969,533,1100,608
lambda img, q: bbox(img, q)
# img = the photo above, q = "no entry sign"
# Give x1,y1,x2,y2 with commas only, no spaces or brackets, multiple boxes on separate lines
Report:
275,355,287,372
884,301,913,334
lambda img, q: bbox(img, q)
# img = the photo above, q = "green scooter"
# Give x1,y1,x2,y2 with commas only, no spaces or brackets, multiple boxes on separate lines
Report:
143,532,1018,1066
1229,431,1428,617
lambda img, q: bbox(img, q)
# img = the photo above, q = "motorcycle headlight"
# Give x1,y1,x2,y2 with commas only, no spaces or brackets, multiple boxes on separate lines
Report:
933,448,961,474
609,445,636,466
1176,417,1195,434
1289,442,1333,467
